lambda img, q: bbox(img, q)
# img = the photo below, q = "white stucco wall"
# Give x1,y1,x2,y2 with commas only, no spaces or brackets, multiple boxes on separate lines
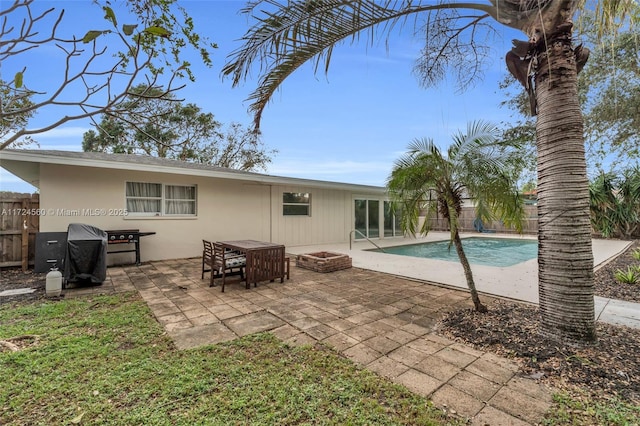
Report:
37,163,384,263
39,164,271,263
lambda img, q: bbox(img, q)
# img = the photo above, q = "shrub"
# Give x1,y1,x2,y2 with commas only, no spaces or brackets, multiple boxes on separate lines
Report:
614,266,640,284
632,248,640,261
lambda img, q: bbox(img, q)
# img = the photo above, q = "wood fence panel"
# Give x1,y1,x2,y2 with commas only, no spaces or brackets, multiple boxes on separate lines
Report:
0,195,40,270
426,205,538,235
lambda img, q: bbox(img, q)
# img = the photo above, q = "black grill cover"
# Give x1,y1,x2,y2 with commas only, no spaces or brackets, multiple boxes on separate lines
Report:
64,223,107,284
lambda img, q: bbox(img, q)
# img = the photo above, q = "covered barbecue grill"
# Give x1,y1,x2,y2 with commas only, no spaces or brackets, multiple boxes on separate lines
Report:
63,223,108,284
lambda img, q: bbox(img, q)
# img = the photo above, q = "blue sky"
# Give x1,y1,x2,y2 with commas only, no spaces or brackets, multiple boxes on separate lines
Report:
1,0,524,193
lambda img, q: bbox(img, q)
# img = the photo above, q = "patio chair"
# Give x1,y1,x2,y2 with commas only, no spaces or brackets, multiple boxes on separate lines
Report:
202,240,246,292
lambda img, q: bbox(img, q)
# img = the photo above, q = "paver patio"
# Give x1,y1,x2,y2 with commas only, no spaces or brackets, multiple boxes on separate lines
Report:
65,257,553,425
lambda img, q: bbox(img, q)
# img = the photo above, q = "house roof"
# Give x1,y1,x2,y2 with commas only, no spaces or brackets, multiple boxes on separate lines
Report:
0,149,386,193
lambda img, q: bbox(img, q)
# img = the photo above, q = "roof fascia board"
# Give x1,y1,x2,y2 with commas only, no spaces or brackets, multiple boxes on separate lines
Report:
0,150,385,193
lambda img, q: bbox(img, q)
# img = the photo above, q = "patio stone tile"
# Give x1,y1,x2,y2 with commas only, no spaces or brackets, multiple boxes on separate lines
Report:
400,322,432,337
448,370,501,401
471,405,531,426
504,376,553,403
407,305,439,317
342,343,383,366
276,310,309,323
173,298,203,312
337,304,369,317
285,332,317,347
343,312,375,325
378,316,411,328
305,324,339,340
449,342,484,358
362,335,401,355
424,333,455,346
170,323,237,349
182,307,211,320
385,329,417,345
388,345,429,367
430,384,485,418
465,355,517,384
367,319,397,333
212,308,244,321
396,313,438,330
395,369,443,397
289,317,323,331
189,314,220,326
156,312,188,326
406,337,448,355
434,346,478,369
414,356,461,382
366,356,410,380
488,386,551,424
321,332,359,352
224,311,285,337
164,320,193,332
270,324,302,341
325,318,355,331
185,289,216,300
229,303,263,315
376,304,404,316
138,289,165,301
343,324,378,342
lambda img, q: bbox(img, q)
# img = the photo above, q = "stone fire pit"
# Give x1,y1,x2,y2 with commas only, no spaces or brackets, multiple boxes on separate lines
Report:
296,251,352,273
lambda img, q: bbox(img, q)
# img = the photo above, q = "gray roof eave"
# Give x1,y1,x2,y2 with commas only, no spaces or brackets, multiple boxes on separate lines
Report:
0,149,386,193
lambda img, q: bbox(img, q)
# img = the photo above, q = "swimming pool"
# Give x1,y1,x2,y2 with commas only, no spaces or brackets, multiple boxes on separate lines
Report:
370,237,538,267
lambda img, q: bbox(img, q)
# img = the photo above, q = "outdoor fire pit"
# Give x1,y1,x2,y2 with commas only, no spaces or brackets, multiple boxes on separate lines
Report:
296,251,352,273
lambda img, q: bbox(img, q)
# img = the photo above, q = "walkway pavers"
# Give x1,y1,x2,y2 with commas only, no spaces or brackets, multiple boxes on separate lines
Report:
64,257,554,425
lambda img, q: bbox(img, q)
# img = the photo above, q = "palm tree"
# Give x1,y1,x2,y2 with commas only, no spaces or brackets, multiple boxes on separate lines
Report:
387,121,525,313
223,1,636,343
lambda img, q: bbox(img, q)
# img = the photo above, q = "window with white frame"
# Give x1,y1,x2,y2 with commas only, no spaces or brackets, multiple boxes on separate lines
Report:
283,192,310,216
126,182,197,216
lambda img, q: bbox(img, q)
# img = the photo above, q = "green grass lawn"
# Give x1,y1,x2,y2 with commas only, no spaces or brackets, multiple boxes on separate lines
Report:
0,293,460,425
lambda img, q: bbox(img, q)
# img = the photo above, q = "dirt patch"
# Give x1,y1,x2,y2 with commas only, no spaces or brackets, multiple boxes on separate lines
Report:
439,301,640,403
0,268,48,305
438,241,640,405
594,240,640,303
0,335,40,352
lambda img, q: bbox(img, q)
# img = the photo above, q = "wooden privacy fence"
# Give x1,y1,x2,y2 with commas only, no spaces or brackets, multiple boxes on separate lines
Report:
426,205,539,235
0,194,40,270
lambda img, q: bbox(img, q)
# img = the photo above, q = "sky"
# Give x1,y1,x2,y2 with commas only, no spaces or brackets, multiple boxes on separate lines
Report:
1,0,525,193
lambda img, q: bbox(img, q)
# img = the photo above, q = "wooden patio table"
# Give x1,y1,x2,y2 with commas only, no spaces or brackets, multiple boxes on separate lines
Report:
219,240,286,288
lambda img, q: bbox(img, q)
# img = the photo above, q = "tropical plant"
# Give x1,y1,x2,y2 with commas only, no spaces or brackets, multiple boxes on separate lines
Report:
387,121,525,312
614,266,640,285
223,0,636,343
589,167,640,239
633,249,640,261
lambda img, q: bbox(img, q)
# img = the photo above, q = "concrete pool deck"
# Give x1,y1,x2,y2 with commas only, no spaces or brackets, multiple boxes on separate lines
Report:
287,232,640,328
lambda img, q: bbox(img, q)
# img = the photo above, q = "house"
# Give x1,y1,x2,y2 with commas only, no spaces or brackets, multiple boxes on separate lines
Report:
0,150,403,263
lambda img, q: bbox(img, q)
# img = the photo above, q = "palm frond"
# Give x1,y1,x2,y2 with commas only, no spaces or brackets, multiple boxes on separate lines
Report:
223,0,496,129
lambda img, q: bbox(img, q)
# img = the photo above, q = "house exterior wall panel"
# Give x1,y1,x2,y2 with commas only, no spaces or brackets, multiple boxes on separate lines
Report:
271,185,379,246
39,164,271,263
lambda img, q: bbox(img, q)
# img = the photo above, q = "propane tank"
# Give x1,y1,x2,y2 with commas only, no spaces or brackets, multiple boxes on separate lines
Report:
46,267,63,297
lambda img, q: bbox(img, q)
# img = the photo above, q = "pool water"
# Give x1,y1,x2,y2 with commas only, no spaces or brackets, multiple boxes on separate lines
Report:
372,237,538,267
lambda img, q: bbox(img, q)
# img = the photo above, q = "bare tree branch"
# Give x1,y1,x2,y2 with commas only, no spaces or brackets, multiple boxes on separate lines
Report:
0,0,214,150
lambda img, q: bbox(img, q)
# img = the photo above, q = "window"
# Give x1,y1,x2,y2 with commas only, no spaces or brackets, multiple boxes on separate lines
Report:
126,182,196,216
283,192,310,216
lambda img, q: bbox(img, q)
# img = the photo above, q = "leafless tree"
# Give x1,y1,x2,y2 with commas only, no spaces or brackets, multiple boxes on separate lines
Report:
0,0,214,150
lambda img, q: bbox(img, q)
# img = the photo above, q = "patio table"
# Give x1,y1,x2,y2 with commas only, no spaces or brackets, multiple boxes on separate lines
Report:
220,240,286,288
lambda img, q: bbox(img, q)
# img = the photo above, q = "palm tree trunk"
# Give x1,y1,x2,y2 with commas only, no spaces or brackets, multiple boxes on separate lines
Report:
535,29,596,343
452,232,487,312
